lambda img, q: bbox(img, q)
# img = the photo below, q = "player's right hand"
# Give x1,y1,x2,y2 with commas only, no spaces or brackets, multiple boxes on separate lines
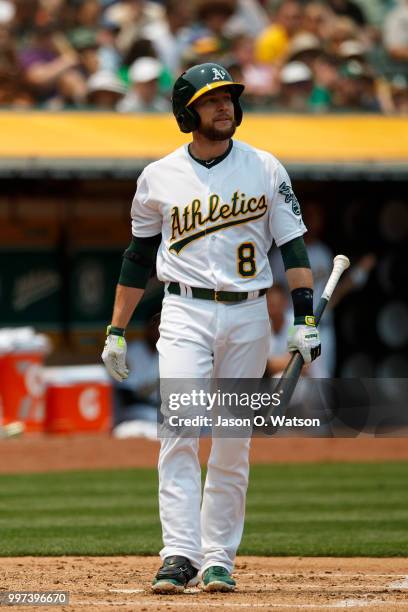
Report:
287,317,321,364
102,334,129,382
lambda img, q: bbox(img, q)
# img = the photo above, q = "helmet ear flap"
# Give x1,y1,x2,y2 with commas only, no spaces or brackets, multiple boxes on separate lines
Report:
177,107,200,133
233,98,243,126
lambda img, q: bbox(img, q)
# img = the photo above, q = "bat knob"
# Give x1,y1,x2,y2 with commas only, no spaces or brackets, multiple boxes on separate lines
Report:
333,254,350,270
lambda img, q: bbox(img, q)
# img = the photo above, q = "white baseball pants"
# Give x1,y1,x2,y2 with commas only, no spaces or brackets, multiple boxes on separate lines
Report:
156,293,270,574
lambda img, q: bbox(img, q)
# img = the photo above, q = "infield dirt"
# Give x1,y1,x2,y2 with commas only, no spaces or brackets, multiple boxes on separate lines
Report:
2,556,408,611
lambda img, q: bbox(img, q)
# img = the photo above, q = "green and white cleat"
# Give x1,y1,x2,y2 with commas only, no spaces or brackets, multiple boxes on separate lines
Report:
202,566,236,592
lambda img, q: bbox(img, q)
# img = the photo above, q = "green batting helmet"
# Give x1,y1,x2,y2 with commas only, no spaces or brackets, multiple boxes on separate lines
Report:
172,63,245,133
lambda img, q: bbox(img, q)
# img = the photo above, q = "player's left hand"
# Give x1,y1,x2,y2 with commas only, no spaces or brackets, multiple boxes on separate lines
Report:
287,317,321,363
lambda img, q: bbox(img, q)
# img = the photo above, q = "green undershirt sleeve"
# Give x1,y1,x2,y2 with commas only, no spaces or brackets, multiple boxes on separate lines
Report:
279,236,310,270
118,234,161,289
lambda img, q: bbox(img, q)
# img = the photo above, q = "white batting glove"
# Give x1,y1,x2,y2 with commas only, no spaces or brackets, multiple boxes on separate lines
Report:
102,331,129,382
287,316,321,364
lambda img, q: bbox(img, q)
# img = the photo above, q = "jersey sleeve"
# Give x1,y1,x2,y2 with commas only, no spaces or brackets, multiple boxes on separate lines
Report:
268,161,307,247
131,168,162,237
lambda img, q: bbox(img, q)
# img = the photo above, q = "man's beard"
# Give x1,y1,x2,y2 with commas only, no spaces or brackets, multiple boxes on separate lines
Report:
198,118,236,141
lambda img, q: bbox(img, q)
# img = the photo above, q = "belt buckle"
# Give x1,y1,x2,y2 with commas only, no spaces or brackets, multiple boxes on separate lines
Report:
214,290,220,302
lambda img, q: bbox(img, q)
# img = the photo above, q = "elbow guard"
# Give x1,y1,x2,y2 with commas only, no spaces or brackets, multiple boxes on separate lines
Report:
118,234,161,289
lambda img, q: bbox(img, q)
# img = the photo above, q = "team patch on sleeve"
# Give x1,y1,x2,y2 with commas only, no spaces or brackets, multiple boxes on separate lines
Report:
278,181,301,216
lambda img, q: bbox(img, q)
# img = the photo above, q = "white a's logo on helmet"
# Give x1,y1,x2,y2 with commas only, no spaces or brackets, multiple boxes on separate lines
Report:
212,67,226,81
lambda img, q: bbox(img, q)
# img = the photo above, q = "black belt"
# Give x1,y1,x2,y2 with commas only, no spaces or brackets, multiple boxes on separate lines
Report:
167,282,267,303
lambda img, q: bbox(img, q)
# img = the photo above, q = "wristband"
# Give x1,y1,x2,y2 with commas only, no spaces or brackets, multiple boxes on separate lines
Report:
291,287,314,318
107,325,125,337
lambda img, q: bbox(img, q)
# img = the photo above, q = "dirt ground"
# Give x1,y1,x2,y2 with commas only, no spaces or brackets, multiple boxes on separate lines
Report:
2,556,408,611
1,434,408,473
1,434,407,610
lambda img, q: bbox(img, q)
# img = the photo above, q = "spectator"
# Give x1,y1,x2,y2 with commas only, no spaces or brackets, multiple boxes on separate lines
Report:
326,15,361,55
194,0,237,40
383,0,408,64
182,0,237,64
19,25,87,105
97,18,122,72
74,0,100,30
117,56,170,112
69,28,100,76
327,0,367,27
309,52,339,112
48,68,89,108
86,70,126,109
229,34,279,101
225,0,268,38
303,1,336,43
279,60,314,111
105,0,164,56
390,74,408,114
121,37,157,77
35,0,66,27
334,59,380,111
255,0,303,65
143,0,193,76
180,36,224,71
287,32,322,66
12,0,39,39
337,38,367,62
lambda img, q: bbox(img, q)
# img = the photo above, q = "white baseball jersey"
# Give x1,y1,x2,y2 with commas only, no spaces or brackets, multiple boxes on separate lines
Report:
131,139,306,291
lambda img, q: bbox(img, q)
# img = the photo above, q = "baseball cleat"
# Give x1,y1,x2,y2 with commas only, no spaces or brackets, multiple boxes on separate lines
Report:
202,566,236,592
151,555,198,594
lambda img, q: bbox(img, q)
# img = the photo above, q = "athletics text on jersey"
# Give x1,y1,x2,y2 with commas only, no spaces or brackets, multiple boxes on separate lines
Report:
170,191,267,254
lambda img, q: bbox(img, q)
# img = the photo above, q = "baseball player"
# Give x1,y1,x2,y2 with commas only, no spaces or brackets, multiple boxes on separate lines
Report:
102,62,321,593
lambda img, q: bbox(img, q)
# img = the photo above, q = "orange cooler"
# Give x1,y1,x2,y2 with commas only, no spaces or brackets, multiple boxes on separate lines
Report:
0,350,46,432
44,366,112,434
0,328,50,432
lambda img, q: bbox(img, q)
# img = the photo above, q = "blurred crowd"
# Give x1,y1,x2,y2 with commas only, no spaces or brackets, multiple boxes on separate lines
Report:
0,0,407,114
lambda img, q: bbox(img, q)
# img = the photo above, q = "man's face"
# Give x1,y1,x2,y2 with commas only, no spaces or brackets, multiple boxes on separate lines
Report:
193,87,236,141
279,1,302,36
135,79,158,103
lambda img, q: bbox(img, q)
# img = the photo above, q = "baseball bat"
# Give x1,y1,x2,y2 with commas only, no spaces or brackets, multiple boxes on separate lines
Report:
263,255,350,432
